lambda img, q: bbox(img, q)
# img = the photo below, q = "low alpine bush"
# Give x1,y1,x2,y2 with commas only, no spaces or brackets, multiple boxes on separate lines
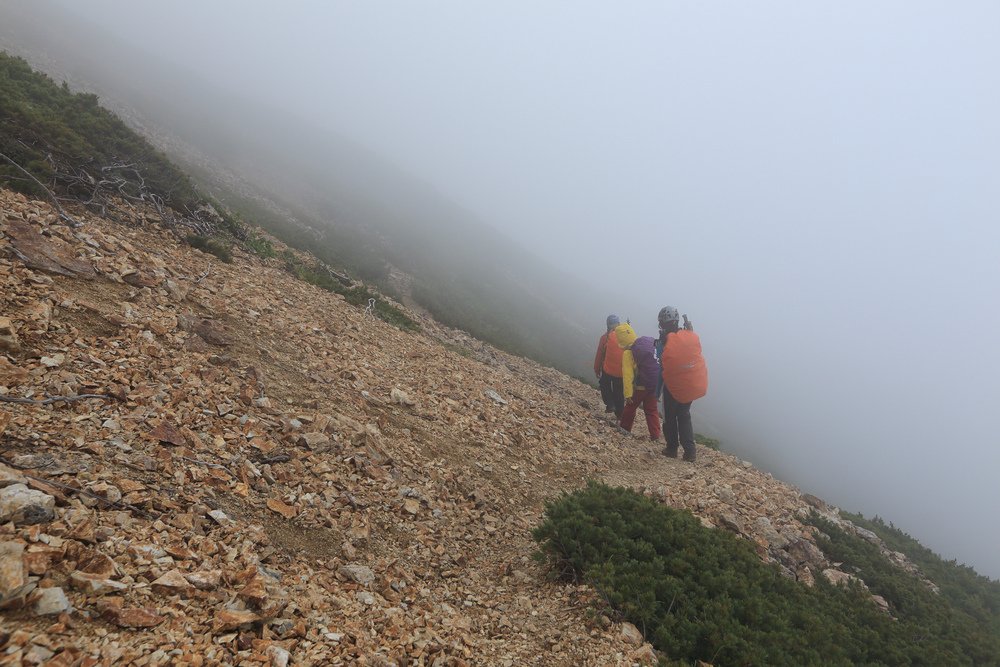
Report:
534,482,997,666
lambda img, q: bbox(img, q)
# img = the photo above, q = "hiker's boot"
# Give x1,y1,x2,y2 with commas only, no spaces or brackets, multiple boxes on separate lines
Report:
662,445,679,458
682,447,697,463
604,406,615,413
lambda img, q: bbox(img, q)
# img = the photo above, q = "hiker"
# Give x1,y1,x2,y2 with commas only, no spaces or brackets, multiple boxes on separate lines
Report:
594,315,625,418
613,322,662,440
657,306,708,462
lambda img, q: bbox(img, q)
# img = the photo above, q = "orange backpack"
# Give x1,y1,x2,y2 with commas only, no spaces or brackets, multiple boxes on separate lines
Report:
602,330,624,377
661,330,708,403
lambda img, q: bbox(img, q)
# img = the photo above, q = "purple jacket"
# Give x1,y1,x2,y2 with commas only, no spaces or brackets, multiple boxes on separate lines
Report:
631,336,660,390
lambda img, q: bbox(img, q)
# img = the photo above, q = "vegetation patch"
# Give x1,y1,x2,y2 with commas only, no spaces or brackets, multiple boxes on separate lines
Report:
441,341,477,360
0,52,201,210
840,512,1000,628
282,251,418,331
808,513,1000,665
534,482,999,666
186,235,233,263
694,433,721,451
244,231,277,259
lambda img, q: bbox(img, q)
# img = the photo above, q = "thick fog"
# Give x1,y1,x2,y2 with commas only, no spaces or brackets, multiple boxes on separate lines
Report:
3,1,998,578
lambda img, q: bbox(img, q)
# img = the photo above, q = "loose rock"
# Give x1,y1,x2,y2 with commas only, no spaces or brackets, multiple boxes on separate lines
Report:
0,541,27,602
339,563,375,587
32,587,71,615
0,484,56,525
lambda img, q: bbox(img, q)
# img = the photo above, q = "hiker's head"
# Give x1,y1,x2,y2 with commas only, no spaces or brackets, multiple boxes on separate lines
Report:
658,306,680,334
614,323,637,349
606,314,620,332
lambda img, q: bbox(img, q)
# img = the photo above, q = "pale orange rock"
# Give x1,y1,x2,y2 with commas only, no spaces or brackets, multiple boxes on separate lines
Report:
213,609,260,632
266,498,297,519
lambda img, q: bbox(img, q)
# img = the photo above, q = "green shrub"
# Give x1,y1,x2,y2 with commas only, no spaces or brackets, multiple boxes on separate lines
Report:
0,52,201,211
840,511,1000,630
534,482,998,666
341,285,419,331
244,232,277,259
808,513,1000,665
215,205,244,237
187,234,232,263
281,252,418,331
441,342,476,359
695,434,721,451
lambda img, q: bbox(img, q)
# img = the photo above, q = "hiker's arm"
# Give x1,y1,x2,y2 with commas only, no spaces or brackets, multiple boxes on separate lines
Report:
594,335,607,377
621,350,635,400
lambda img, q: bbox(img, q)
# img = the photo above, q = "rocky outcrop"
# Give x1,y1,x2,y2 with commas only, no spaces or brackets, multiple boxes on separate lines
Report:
5,219,96,279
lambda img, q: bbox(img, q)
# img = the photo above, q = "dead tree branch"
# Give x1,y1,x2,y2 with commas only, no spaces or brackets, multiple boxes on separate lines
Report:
0,460,157,520
179,456,238,479
0,151,82,227
0,393,115,406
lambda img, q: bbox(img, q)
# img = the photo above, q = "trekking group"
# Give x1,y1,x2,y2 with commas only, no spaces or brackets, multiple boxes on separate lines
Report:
594,307,708,462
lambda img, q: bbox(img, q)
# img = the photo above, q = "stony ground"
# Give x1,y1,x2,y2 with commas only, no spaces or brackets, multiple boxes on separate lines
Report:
0,189,926,665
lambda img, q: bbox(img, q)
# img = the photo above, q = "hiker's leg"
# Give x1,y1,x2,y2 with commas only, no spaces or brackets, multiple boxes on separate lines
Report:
598,373,614,410
677,401,696,458
662,391,680,455
611,376,625,418
641,390,661,440
619,395,639,432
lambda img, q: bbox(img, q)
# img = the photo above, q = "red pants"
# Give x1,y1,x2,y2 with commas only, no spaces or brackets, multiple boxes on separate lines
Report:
620,388,662,439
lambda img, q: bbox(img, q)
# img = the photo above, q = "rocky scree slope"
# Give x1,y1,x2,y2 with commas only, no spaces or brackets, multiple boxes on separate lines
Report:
0,189,933,666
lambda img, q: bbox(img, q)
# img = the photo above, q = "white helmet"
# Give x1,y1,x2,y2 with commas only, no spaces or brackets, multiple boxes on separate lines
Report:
658,306,679,327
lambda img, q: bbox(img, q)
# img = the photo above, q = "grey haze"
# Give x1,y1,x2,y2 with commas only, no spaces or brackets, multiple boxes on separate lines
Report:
1,1,997,578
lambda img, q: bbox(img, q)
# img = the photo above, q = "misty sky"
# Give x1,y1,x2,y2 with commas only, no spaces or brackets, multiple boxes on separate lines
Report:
20,1,1000,577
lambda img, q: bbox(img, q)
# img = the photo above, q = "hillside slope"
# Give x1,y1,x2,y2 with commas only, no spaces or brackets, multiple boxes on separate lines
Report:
0,17,627,380
0,188,981,665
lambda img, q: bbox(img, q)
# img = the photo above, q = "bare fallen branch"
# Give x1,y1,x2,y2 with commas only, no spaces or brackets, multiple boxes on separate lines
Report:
179,456,238,479
255,452,292,465
0,457,157,520
0,151,82,227
0,393,115,406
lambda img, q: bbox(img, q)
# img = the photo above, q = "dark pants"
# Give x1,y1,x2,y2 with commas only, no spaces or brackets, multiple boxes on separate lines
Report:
663,389,695,455
599,373,624,417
